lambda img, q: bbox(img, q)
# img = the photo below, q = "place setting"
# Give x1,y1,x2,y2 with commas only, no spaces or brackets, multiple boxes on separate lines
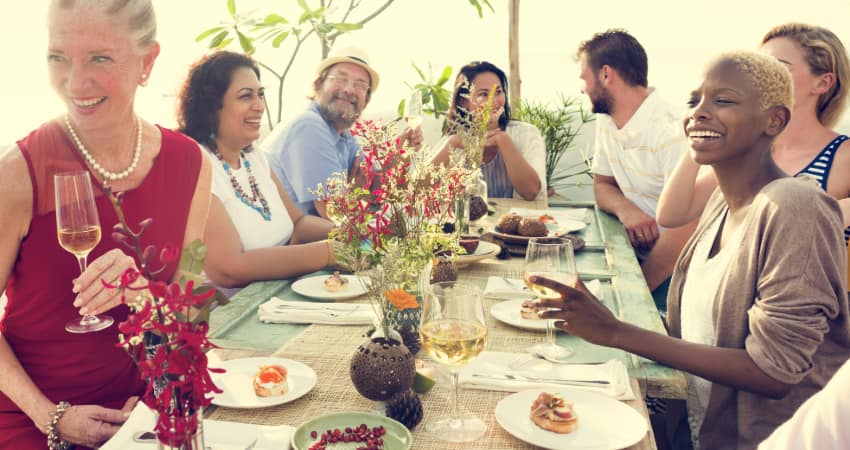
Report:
101,397,297,450
209,356,318,409
494,387,648,450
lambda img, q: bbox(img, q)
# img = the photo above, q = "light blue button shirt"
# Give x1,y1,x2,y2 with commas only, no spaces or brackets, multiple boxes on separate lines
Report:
263,101,360,215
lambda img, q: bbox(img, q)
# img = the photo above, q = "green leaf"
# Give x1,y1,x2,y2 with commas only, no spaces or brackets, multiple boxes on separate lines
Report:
316,23,334,34
333,22,363,32
264,13,288,25
272,31,290,48
227,0,236,17
195,26,225,43
436,66,452,85
218,37,234,49
177,239,207,290
296,0,310,12
297,10,313,24
411,62,425,81
209,30,229,48
237,30,254,54
467,0,483,18
397,99,405,117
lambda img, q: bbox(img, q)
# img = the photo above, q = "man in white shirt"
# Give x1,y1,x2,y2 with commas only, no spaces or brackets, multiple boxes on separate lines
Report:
576,29,695,308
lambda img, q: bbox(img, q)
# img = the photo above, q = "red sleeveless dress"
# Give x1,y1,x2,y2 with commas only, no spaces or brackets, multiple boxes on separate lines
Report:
0,121,202,449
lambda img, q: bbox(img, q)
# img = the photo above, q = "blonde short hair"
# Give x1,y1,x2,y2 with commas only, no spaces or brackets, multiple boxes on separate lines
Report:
50,0,157,54
762,23,849,128
710,50,793,111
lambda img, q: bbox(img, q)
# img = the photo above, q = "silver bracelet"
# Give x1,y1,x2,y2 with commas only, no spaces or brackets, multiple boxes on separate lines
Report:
46,401,72,450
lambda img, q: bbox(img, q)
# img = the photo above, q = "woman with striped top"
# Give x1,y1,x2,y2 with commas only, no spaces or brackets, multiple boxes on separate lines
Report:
656,23,850,240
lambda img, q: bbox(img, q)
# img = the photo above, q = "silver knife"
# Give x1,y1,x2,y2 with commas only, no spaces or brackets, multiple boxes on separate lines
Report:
470,372,610,386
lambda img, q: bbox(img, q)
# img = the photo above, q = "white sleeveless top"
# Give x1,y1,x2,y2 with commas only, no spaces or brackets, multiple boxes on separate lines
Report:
208,149,293,251
680,208,742,450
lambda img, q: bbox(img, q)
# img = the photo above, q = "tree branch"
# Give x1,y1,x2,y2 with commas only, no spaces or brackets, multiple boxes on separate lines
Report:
327,0,394,41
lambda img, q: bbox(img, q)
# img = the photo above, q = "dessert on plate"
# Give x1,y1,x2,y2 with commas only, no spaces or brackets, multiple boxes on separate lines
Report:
530,391,578,433
253,364,289,397
323,271,349,292
520,299,543,320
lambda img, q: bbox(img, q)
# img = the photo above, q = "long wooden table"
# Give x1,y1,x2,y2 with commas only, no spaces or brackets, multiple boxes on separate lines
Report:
205,198,685,449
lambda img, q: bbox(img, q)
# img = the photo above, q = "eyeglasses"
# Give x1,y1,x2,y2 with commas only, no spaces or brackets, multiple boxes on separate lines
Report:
325,75,370,94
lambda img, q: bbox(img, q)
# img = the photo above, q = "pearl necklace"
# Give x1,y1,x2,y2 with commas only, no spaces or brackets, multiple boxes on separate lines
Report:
64,115,142,182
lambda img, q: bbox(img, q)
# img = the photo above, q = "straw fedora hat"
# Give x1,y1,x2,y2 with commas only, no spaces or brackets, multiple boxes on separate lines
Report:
315,47,380,94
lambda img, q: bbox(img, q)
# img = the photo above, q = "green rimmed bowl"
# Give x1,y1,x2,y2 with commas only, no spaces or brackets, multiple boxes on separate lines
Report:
291,411,413,450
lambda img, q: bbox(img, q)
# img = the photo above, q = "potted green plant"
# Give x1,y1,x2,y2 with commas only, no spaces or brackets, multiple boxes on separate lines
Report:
514,94,595,197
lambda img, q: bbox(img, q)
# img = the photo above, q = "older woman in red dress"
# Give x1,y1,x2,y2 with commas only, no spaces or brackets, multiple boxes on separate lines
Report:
0,1,211,449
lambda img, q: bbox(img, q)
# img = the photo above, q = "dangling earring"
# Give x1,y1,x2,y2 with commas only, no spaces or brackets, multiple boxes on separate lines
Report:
140,73,148,87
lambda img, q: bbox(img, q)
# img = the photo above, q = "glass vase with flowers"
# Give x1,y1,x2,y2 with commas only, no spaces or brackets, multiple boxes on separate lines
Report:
316,119,472,399
444,83,499,233
102,188,227,450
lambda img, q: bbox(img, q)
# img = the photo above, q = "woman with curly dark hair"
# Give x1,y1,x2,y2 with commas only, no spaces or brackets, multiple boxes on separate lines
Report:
177,51,334,296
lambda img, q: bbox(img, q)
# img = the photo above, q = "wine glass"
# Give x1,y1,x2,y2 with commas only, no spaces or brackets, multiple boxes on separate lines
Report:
523,236,577,360
420,281,488,442
55,171,114,333
403,89,423,130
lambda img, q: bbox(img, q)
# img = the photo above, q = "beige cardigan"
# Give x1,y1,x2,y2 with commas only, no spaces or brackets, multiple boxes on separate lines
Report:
667,177,850,450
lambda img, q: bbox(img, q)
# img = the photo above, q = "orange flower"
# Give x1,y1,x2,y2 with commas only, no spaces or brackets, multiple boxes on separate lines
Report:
384,289,419,310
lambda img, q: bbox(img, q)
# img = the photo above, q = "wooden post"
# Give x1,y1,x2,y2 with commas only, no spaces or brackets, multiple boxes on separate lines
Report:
508,0,521,108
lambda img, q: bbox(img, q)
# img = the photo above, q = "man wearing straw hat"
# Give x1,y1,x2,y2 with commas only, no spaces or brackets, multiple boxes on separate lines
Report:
264,46,421,217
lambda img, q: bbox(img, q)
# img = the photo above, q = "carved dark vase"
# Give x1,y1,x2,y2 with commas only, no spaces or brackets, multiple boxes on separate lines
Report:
350,330,416,401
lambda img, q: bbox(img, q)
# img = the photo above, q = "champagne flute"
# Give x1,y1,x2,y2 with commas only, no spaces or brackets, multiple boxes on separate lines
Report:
55,171,114,333
420,282,488,442
524,237,577,360
403,89,423,130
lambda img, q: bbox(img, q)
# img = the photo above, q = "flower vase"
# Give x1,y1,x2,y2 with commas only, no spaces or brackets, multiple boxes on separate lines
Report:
155,407,205,450
350,327,416,401
453,191,471,235
467,173,488,228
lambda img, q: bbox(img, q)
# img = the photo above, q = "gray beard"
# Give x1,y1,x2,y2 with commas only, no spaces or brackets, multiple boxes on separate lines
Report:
318,97,360,131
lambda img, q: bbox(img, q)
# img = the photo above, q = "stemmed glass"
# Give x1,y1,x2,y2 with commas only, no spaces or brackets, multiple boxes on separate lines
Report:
403,89,423,130
420,281,488,442
55,171,113,333
524,236,577,360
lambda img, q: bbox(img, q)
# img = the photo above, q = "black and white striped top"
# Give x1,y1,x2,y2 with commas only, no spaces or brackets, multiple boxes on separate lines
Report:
795,134,849,243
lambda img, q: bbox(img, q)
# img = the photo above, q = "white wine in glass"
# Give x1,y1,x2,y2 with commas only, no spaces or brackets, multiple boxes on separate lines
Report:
524,237,578,360
420,282,487,442
55,171,114,333
403,90,423,129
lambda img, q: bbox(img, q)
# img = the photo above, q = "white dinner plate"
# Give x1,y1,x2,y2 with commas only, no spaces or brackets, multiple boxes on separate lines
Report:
495,389,647,449
455,240,500,268
291,274,367,300
490,299,548,330
210,357,317,409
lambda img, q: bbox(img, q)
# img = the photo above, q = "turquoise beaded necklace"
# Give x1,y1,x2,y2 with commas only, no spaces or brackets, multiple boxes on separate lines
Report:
215,150,271,221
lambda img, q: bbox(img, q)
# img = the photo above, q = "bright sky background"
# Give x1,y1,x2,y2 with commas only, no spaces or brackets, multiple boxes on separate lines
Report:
1,0,849,146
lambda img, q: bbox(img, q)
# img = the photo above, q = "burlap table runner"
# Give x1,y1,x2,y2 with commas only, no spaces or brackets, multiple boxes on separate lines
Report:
206,199,656,448
207,254,655,449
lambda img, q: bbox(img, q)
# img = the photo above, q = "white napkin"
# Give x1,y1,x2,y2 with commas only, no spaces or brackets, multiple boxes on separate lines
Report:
509,207,589,223
101,402,293,450
483,276,533,300
459,351,635,400
484,277,603,300
258,297,375,325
